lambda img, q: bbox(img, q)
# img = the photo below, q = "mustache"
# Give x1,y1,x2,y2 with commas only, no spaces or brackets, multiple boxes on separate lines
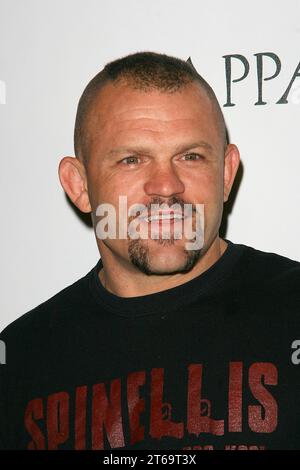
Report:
128,196,198,222
145,196,196,210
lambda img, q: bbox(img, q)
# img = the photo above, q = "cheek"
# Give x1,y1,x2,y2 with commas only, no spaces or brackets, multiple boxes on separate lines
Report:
88,179,143,225
189,167,223,201
201,170,224,224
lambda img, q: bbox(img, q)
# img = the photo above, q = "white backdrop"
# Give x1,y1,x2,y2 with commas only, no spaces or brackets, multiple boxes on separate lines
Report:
1,0,299,331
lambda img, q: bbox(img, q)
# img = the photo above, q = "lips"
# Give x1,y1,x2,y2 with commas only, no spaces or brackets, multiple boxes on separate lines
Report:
146,213,184,222
138,211,185,223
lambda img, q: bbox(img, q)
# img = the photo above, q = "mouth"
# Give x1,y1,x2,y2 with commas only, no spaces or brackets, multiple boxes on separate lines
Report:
138,211,187,223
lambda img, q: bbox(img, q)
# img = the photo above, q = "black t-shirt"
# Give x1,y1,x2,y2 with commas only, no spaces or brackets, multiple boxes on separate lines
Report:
0,239,300,450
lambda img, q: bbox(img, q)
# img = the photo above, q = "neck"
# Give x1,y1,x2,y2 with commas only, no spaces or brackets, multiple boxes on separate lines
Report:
98,236,228,297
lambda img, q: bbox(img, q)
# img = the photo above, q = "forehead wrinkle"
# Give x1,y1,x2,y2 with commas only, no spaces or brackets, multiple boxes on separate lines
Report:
91,92,215,128
98,117,208,136
90,115,220,157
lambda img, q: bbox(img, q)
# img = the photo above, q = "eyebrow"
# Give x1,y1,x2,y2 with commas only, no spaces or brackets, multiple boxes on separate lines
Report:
107,141,214,157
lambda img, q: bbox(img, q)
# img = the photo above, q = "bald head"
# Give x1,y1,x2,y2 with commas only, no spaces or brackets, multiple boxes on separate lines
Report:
74,51,228,165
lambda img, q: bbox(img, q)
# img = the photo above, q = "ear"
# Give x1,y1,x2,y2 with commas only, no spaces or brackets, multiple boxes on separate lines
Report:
223,144,240,203
58,156,92,213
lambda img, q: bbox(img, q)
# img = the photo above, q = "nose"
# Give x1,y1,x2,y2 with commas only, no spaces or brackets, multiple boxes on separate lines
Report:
144,161,185,198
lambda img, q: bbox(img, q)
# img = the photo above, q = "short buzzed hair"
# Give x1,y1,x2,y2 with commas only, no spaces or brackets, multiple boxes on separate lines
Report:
74,51,228,164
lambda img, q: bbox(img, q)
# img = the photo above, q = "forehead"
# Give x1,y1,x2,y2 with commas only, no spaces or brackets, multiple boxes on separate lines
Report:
87,81,220,152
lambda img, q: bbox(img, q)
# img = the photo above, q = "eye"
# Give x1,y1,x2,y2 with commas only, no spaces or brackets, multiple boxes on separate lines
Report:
182,152,203,161
120,155,140,165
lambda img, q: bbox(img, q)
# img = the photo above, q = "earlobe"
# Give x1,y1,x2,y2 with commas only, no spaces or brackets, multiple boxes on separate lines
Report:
223,144,240,203
58,156,92,213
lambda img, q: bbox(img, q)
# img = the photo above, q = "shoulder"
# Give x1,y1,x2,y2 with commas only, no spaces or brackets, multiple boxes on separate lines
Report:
232,241,300,297
239,242,300,276
0,265,95,343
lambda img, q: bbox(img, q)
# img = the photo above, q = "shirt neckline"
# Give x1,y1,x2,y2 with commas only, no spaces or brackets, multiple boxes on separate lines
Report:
88,238,246,317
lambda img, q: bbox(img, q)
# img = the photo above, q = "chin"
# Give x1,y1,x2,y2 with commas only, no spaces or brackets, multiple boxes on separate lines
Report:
147,255,189,275
128,239,202,276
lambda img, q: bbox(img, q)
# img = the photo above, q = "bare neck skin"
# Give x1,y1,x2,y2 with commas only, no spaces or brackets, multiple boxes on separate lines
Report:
98,236,228,297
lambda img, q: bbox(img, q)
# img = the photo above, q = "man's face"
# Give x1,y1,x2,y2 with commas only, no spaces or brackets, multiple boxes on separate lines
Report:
84,81,227,275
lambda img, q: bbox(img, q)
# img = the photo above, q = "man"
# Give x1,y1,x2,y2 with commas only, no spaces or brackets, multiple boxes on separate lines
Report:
0,51,299,450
